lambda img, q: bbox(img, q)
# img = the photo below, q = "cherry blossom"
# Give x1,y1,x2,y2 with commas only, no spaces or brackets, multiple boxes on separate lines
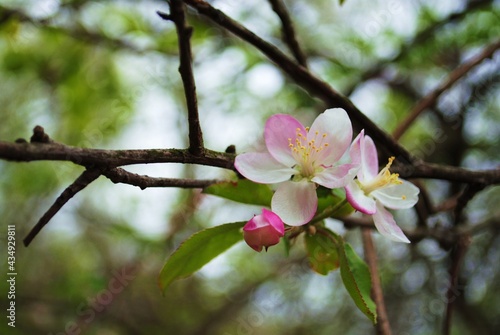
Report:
235,109,358,226
345,130,419,243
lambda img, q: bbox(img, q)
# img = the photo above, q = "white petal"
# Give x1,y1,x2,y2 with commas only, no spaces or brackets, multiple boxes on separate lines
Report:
373,201,410,243
359,133,379,182
309,108,352,165
235,152,296,183
271,180,317,226
372,180,420,209
312,163,359,188
345,180,376,214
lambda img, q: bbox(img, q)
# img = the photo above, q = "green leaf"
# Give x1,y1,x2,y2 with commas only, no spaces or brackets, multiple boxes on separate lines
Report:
159,222,245,293
304,231,339,275
338,241,377,323
203,179,273,206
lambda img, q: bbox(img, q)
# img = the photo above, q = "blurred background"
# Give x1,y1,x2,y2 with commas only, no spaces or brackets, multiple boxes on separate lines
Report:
0,0,499,334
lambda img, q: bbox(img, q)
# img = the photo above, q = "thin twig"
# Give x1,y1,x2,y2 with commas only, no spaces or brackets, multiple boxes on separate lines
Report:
361,229,392,335
393,39,500,140
23,168,101,246
102,167,221,189
453,183,487,224
443,235,471,335
267,0,308,67
182,0,414,163
164,0,204,155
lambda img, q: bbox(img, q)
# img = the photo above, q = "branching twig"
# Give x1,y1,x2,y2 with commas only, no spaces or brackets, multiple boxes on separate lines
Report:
267,0,308,67
182,0,414,163
361,229,392,335
162,0,204,155
393,39,500,140
102,167,220,189
23,168,101,246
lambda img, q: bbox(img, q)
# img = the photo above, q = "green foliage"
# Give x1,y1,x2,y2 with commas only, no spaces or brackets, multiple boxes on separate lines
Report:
339,240,377,324
305,230,339,275
305,228,377,323
159,222,246,293
203,179,274,206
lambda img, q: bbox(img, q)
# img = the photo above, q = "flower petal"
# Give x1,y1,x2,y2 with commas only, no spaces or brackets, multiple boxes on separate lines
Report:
312,163,359,188
309,108,353,165
261,208,285,235
351,130,378,182
372,201,410,243
235,152,296,183
345,180,376,214
265,114,305,166
372,180,420,209
271,180,317,226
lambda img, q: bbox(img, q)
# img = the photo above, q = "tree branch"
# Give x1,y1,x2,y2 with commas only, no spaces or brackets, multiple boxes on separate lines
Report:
443,235,471,335
393,39,500,140
23,168,101,246
162,0,205,155
267,0,308,67
0,140,234,170
102,167,220,189
182,0,415,163
361,229,392,335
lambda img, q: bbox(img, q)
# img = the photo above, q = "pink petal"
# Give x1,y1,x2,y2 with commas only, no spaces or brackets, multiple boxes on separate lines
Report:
235,152,296,183
271,180,317,226
350,130,378,183
265,114,305,167
309,108,352,165
312,163,359,188
372,201,410,243
372,180,420,209
261,208,285,235
345,180,376,214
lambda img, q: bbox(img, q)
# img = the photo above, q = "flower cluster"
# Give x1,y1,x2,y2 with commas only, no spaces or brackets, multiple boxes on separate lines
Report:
235,109,419,251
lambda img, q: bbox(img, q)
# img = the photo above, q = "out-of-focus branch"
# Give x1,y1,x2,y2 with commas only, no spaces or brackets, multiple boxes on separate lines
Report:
362,229,392,335
161,1,204,155
23,168,101,246
103,167,220,189
393,39,500,140
181,0,415,163
443,235,471,335
0,5,166,54
267,0,308,67
343,0,494,96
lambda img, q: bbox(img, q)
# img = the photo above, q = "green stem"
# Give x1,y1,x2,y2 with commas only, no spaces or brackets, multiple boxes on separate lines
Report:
310,198,349,224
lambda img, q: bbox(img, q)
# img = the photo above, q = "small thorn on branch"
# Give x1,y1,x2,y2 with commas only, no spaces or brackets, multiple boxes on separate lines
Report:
30,125,53,143
156,10,172,21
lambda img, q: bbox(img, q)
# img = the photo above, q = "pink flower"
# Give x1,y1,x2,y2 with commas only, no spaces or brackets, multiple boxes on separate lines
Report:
235,109,358,226
345,130,420,243
243,209,285,252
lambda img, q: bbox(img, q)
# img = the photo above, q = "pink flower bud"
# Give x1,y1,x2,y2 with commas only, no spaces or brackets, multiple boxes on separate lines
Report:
243,209,285,252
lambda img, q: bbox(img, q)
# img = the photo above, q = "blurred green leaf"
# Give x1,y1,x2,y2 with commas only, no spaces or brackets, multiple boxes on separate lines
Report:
159,222,245,293
338,240,377,324
203,179,273,206
305,231,339,275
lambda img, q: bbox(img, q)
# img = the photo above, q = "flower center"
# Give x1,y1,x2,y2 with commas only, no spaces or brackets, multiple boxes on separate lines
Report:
288,127,329,177
362,156,402,195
